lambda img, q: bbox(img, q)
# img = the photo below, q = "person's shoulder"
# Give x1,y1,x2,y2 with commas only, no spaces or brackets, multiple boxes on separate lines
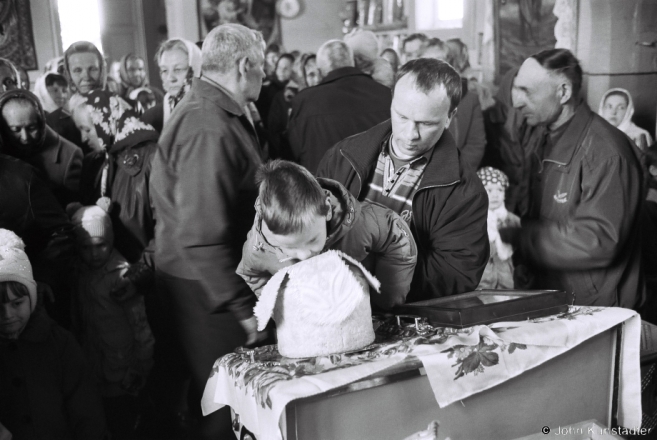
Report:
586,114,637,161
0,153,36,177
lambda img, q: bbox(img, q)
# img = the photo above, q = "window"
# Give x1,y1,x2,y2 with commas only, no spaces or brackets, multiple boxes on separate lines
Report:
57,0,104,52
415,0,464,30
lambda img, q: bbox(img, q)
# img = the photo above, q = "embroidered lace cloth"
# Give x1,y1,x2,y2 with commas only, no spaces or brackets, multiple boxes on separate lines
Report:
201,307,641,440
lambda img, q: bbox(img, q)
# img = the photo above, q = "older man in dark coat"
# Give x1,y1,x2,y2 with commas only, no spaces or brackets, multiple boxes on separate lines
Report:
288,39,392,173
149,24,265,438
505,49,643,308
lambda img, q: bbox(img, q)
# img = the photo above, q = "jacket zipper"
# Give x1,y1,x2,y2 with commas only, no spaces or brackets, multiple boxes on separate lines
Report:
410,181,460,244
341,150,363,198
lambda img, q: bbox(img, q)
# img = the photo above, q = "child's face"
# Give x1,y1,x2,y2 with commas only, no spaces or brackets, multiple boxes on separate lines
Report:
0,286,31,340
484,183,505,211
602,94,628,128
262,213,328,263
78,237,113,269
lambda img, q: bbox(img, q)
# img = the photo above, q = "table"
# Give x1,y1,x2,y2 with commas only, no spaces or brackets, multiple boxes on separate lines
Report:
202,306,642,440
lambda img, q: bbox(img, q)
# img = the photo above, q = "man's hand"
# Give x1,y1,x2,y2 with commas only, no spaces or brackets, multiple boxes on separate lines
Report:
499,226,521,248
239,316,266,347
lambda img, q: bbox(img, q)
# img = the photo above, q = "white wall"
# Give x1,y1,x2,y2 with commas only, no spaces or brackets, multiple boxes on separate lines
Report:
27,0,62,87
280,0,345,53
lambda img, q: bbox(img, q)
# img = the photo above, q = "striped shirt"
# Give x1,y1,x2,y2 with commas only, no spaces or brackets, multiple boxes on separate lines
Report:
363,136,430,224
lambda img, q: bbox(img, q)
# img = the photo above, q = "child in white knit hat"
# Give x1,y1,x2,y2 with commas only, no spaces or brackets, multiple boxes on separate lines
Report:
68,200,154,439
0,228,108,440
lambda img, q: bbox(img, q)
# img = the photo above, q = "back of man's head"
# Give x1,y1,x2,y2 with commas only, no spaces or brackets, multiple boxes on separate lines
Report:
531,48,582,99
256,160,329,235
201,23,264,75
344,31,379,74
393,58,462,113
316,40,354,78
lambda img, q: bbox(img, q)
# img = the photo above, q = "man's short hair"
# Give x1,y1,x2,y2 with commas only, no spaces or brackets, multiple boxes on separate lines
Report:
256,160,329,235
402,33,428,50
531,48,583,98
316,40,354,76
201,23,265,74
393,58,462,113
422,38,455,65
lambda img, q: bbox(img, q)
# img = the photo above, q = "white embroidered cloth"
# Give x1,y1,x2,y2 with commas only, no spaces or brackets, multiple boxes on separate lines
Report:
201,307,641,440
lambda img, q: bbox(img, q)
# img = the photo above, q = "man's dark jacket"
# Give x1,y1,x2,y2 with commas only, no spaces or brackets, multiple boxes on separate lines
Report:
288,66,392,173
317,120,489,301
519,103,644,308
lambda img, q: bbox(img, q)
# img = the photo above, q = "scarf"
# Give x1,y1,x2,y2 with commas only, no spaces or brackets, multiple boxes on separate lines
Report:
119,53,148,98
0,89,48,156
598,88,654,150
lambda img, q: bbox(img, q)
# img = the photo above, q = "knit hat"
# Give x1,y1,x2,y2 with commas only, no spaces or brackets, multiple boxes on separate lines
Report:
0,229,37,312
477,166,509,189
67,197,114,243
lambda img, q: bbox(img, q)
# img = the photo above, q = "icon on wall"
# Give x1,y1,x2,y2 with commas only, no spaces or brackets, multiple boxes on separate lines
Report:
198,0,282,46
0,0,38,70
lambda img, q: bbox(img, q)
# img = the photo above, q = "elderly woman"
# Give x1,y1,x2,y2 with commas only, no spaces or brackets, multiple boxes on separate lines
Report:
599,88,654,150
64,41,107,95
141,39,201,133
70,90,158,263
0,89,83,206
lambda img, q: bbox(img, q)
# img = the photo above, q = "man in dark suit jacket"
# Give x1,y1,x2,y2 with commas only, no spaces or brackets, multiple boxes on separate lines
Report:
288,39,392,173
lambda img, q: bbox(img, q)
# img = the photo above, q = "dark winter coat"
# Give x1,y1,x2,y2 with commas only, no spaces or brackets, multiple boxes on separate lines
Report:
0,308,107,440
449,80,486,171
518,102,644,308
288,67,392,173
317,120,489,301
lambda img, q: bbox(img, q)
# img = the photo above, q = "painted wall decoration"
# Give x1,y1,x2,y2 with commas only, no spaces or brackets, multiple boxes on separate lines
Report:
496,0,557,79
198,0,281,45
0,0,38,70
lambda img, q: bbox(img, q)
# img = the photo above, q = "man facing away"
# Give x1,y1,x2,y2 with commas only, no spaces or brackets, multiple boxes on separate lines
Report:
317,58,490,301
149,23,266,438
503,48,643,308
288,39,392,174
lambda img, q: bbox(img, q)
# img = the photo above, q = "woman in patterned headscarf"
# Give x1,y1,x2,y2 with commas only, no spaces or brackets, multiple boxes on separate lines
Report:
142,38,201,133
69,89,158,263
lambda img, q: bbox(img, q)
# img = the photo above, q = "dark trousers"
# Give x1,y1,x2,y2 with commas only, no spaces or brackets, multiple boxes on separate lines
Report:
154,271,247,439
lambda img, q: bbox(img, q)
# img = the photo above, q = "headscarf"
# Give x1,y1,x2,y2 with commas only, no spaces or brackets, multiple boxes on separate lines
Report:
477,166,509,189
0,89,47,155
157,38,202,124
33,72,66,113
81,89,157,153
63,41,107,95
477,167,513,261
0,57,21,91
598,88,654,150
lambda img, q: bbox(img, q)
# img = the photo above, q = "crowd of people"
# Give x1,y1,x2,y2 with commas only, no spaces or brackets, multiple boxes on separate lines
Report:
0,20,655,440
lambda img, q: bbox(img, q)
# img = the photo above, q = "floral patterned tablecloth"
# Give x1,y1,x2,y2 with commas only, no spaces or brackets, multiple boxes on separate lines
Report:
201,307,641,440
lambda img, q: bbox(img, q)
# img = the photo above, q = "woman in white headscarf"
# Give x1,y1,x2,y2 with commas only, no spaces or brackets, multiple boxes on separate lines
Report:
599,87,654,150
141,38,201,133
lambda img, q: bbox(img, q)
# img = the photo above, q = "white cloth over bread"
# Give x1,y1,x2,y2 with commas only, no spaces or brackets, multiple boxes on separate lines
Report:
254,250,380,358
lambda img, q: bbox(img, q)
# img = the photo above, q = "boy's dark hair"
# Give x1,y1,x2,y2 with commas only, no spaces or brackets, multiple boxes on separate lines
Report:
393,58,462,113
402,33,428,51
531,48,583,98
0,281,30,303
256,160,329,235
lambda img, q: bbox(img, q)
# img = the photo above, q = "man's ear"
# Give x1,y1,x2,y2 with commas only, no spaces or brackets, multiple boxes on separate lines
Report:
445,107,458,129
238,57,250,78
557,80,573,105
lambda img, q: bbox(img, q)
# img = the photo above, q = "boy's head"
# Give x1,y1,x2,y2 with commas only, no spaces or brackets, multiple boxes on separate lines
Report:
257,160,331,262
477,167,509,211
68,199,114,269
0,229,37,339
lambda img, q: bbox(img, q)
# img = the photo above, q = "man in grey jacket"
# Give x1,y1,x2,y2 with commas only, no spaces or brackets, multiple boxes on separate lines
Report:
149,23,265,438
504,49,644,308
